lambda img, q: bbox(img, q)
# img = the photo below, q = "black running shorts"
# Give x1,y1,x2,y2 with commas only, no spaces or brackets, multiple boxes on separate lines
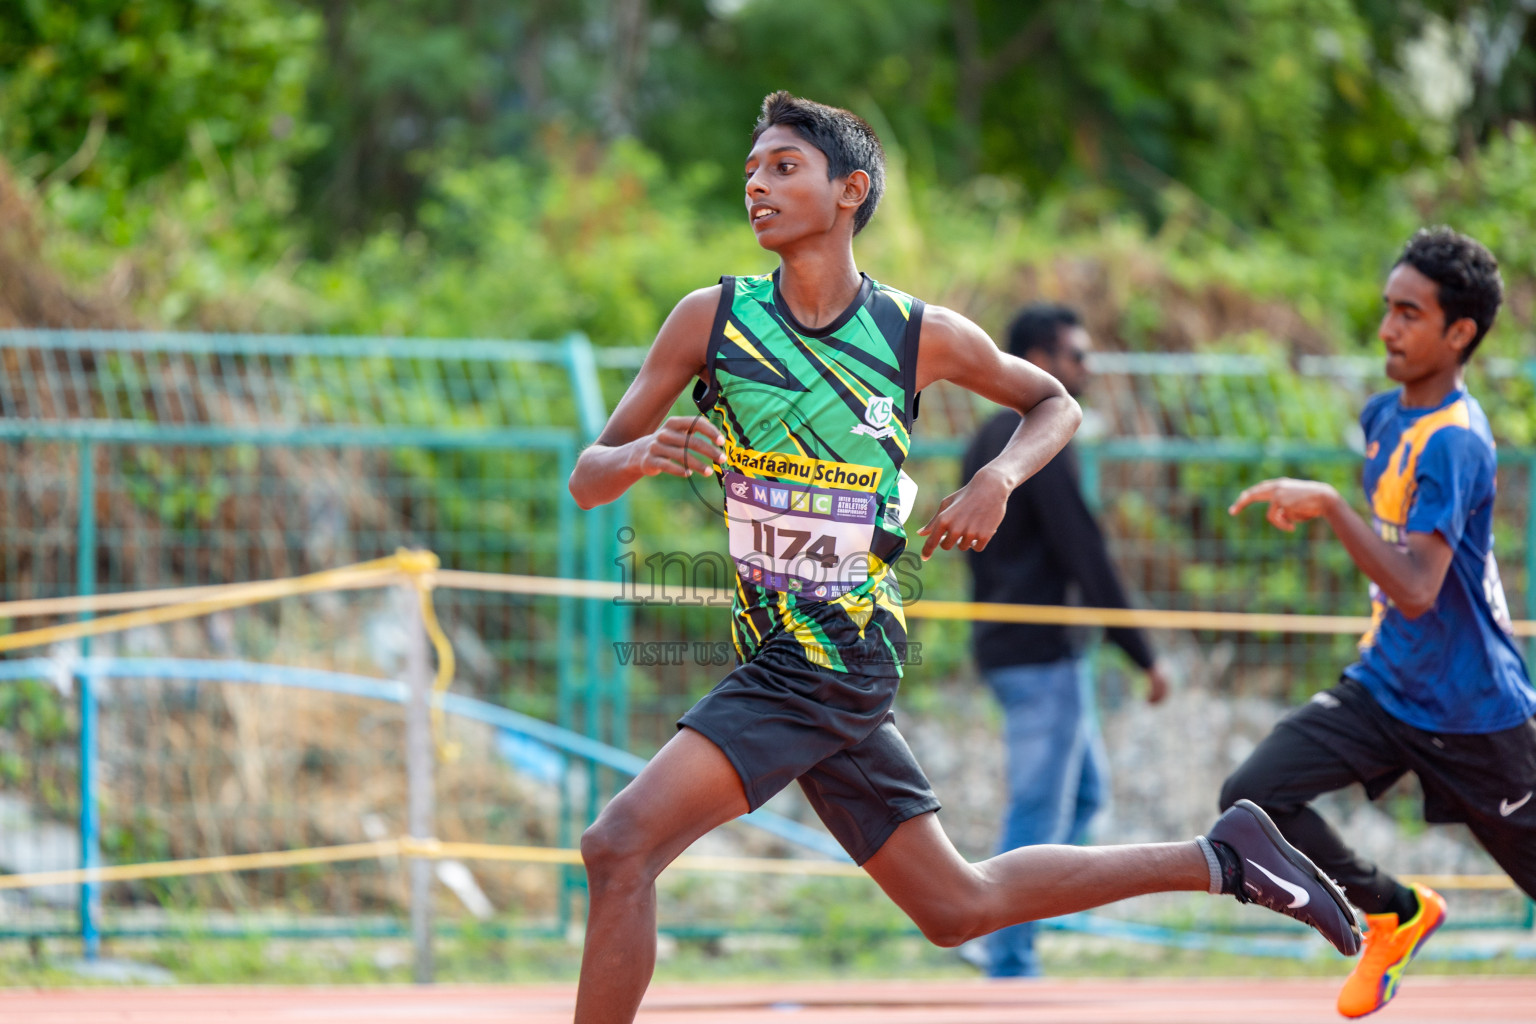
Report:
677,644,941,865
1275,677,1536,898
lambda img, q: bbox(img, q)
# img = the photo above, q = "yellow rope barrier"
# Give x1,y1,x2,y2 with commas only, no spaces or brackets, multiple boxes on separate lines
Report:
397,551,460,762
1399,874,1521,892
1,564,1526,900
7,567,1530,644
0,549,460,757
906,601,1378,634
433,571,1536,636
435,570,629,602
0,838,1511,890
0,840,403,890
0,555,409,655
0,580,372,621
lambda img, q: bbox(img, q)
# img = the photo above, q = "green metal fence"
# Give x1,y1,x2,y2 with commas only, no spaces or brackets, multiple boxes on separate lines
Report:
0,331,628,951
3,333,1533,954
595,347,1536,723
591,343,1536,937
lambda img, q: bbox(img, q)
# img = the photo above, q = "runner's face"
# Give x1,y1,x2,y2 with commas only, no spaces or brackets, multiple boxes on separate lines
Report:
743,125,841,251
1378,263,1468,384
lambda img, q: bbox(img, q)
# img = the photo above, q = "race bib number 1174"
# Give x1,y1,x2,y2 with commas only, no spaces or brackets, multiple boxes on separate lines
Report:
723,471,878,599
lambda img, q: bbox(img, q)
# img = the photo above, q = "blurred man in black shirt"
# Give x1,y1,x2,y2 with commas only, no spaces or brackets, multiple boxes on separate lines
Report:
961,303,1170,977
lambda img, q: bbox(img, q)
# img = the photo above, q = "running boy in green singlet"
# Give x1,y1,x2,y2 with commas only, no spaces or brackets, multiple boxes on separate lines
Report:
567,92,1360,1024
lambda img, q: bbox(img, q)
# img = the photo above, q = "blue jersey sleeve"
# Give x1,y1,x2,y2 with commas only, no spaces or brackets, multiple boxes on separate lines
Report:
1405,427,1491,547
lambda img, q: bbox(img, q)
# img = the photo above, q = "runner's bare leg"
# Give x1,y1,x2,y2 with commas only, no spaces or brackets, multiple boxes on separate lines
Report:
575,729,1211,1023
574,727,750,1024
862,811,1208,947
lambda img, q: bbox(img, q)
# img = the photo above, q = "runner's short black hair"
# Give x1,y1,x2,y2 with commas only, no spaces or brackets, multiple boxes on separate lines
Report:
1006,303,1082,360
1395,227,1503,363
752,91,885,236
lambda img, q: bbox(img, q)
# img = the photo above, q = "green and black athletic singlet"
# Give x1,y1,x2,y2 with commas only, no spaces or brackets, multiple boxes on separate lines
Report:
692,270,924,677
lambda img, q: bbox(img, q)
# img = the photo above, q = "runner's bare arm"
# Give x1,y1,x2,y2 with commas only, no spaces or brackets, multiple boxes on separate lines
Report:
568,286,730,510
911,305,1081,559
1229,478,1453,618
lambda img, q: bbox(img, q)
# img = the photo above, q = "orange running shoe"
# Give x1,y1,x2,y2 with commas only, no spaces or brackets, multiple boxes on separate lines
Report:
1337,884,1447,1018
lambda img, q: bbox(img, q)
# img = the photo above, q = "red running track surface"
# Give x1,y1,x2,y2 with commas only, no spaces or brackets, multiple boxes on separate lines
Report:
3,977,1535,1023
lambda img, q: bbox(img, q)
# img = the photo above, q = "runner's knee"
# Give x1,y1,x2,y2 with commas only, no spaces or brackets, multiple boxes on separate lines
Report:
580,812,656,889
903,884,990,948
912,903,978,949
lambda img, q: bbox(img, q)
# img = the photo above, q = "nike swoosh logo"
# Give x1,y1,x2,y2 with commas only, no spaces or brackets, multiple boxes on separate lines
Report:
1247,859,1311,909
1500,792,1532,817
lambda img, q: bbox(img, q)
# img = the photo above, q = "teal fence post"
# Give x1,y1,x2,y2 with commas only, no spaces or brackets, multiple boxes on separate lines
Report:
566,332,606,819
555,443,579,935
607,497,632,754
563,333,621,920
562,334,606,443
563,331,625,766
1078,443,1102,513
1526,454,1536,669
76,440,100,960
1077,441,1106,699
582,503,605,812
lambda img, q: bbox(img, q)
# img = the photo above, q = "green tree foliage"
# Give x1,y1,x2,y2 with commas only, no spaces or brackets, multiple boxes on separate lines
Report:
277,0,1534,239
639,0,1438,230
305,136,764,341
292,0,562,246
13,0,1527,283
0,0,319,190
0,0,323,329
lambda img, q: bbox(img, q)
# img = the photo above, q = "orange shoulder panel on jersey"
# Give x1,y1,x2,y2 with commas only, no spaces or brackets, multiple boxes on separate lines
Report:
1369,399,1471,527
